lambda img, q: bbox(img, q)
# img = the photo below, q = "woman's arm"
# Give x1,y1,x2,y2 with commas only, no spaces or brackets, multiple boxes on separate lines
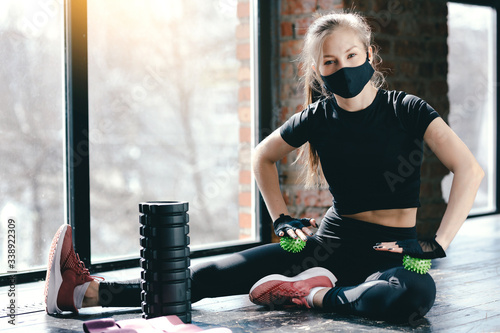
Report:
252,129,296,221
252,129,317,239
423,117,484,250
375,117,484,257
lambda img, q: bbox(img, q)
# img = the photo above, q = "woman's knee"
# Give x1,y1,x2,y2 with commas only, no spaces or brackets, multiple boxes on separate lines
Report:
385,267,436,322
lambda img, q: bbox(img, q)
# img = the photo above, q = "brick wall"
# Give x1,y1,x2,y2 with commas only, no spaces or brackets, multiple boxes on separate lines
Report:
275,0,450,239
237,0,253,240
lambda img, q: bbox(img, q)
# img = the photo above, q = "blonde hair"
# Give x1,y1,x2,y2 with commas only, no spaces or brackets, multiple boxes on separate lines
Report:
295,11,385,188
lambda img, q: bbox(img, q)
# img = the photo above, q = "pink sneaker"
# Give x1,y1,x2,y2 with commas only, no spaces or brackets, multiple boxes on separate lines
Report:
44,224,98,314
249,267,336,308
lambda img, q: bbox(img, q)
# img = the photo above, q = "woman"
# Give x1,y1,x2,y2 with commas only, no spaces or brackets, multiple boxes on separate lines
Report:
248,11,483,320
45,11,483,324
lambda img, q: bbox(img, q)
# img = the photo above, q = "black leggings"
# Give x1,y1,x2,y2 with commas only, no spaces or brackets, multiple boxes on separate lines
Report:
99,211,436,323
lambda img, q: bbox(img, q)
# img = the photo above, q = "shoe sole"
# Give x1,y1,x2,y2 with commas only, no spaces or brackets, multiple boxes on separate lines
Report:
44,224,69,314
249,267,337,304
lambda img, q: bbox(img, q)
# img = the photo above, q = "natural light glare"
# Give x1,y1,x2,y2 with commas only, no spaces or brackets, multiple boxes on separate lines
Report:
444,2,497,215
88,0,255,262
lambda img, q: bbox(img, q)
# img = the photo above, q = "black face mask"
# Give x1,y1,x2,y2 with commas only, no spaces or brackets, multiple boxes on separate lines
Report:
320,53,374,99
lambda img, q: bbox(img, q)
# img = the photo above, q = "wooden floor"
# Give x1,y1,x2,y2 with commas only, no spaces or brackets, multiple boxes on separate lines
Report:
1,214,500,332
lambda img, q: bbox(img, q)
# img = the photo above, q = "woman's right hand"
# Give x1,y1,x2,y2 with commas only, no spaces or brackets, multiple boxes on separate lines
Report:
273,214,317,241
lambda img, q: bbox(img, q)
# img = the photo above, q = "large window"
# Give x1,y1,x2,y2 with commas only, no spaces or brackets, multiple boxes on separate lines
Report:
0,0,260,279
445,2,497,215
0,1,65,273
87,0,257,262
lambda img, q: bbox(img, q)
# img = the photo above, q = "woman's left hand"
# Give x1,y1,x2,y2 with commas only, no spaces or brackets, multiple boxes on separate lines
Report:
373,237,446,259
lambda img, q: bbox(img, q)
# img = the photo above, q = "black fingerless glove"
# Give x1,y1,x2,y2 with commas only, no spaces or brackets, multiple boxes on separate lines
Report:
396,236,446,259
273,214,311,238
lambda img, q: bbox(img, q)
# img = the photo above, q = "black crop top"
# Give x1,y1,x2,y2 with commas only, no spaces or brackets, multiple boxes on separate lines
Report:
280,89,440,215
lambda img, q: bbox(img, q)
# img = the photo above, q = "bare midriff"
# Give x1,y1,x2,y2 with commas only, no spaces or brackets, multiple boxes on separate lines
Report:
342,207,418,228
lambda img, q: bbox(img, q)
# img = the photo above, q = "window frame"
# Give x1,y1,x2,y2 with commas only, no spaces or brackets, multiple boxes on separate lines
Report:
447,0,500,218
0,0,276,286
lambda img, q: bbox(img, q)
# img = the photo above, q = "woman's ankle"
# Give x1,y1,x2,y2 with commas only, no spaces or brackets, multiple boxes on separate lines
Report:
312,287,330,308
82,280,100,308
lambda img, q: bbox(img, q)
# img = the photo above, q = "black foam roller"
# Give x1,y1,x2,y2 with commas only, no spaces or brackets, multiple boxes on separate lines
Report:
139,201,189,215
140,224,189,238
141,268,190,282
139,213,189,226
140,280,191,302
140,258,190,271
140,247,190,260
141,301,191,314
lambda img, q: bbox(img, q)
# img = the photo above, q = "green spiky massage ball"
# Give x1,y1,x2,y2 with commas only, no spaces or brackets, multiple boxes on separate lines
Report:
403,255,432,274
280,237,306,253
